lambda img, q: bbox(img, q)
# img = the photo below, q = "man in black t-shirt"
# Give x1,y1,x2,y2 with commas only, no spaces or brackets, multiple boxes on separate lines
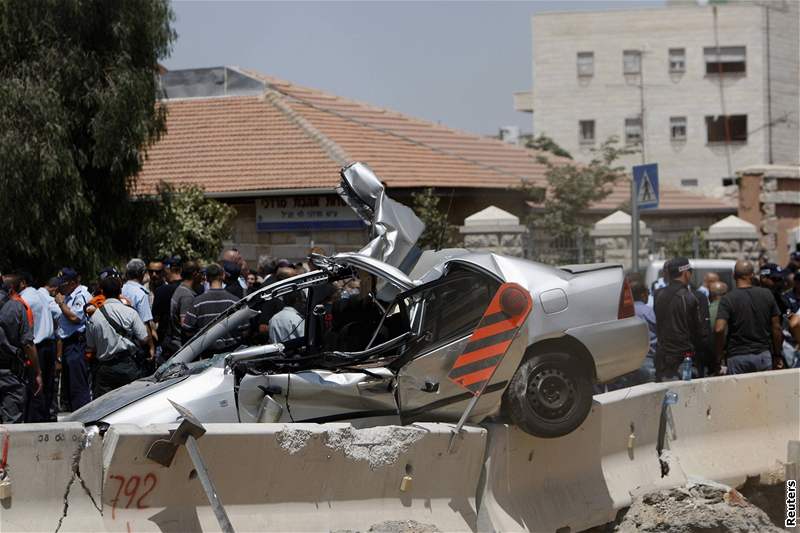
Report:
653,257,703,382
714,260,782,374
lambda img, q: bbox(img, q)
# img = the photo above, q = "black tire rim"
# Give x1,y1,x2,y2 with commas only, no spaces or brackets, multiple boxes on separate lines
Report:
526,366,577,420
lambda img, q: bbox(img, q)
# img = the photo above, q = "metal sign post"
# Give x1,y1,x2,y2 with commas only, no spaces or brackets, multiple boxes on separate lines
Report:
631,163,660,273
632,180,639,273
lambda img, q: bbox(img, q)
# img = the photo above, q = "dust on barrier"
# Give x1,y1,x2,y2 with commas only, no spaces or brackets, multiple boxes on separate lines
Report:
333,520,441,533
610,482,784,533
324,426,426,469
276,427,314,455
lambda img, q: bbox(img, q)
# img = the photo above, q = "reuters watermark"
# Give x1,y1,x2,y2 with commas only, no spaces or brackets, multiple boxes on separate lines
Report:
788,479,797,528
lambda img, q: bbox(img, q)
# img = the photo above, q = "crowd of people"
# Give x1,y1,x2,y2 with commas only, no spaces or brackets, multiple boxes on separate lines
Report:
3,247,800,423
0,248,312,424
612,251,800,389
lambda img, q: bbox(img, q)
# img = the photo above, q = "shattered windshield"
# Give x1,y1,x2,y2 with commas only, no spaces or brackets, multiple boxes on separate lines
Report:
155,352,228,382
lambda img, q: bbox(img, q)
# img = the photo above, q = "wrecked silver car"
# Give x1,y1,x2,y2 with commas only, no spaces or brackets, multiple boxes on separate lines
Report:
70,162,648,438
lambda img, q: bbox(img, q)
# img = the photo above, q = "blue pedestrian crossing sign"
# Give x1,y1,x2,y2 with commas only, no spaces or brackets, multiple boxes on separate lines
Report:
633,163,659,210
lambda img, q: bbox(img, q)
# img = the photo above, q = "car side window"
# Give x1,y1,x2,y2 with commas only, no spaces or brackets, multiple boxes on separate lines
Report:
409,266,500,357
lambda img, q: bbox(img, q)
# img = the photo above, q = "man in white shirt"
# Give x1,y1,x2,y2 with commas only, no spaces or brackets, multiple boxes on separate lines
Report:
18,272,60,421
122,258,155,360
268,292,305,344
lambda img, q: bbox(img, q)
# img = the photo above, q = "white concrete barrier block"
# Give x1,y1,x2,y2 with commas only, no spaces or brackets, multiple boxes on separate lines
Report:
102,422,487,532
478,370,800,533
0,422,104,533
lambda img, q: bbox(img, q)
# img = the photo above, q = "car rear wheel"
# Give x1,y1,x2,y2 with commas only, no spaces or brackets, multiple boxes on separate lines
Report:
503,352,593,438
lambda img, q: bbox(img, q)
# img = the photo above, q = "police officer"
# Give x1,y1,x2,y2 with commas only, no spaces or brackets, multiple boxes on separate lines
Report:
759,263,788,316
0,270,42,423
54,267,92,410
653,257,704,381
121,258,156,361
86,277,150,398
16,271,59,421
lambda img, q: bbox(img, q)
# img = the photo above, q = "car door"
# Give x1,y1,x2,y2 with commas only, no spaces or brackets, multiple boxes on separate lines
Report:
394,264,507,424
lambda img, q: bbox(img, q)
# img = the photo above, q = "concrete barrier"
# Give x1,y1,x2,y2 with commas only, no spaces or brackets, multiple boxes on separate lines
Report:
0,369,797,532
100,422,487,532
478,369,800,532
0,422,104,532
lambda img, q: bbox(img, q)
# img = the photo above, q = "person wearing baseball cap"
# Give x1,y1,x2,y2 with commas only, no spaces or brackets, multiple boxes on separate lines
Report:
759,263,788,315
653,257,704,381
53,267,92,410
786,251,800,274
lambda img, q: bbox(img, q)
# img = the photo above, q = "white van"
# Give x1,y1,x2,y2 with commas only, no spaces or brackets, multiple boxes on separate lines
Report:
645,259,736,290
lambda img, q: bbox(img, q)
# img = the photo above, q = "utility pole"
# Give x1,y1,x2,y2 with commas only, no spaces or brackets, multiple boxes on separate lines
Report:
631,49,646,273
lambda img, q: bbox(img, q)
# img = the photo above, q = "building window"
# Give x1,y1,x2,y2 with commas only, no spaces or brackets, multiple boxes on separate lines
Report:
579,120,595,144
623,50,641,75
670,116,687,141
681,179,699,187
577,52,594,77
705,114,747,143
704,46,746,74
669,48,686,73
625,117,642,145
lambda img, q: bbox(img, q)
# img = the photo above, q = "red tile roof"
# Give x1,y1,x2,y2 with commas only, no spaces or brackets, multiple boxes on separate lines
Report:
137,71,560,195
137,68,735,215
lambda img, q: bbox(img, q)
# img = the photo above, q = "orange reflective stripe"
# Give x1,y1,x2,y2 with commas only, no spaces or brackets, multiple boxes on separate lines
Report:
447,282,533,396
452,366,496,387
12,294,34,327
450,340,512,369
468,318,517,342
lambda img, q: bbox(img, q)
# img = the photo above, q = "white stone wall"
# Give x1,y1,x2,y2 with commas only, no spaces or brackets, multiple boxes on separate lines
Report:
764,0,800,165
531,2,798,197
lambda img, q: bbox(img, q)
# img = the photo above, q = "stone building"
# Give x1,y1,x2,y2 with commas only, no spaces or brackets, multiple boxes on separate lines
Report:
137,67,560,265
737,164,800,264
139,66,740,268
515,0,800,197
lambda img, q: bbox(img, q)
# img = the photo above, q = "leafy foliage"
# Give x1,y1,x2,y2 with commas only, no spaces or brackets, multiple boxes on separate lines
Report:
663,229,710,259
136,184,237,262
410,188,457,250
525,134,573,159
0,0,175,279
527,137,634,241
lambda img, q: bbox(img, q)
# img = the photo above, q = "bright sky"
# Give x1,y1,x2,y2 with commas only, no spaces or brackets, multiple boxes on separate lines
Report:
165,1,663,136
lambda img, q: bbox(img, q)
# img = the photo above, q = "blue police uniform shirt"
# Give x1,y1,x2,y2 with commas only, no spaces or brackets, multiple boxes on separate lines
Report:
20,286,55,343
122,280,153,323
784,290,799,314
56,285,91,339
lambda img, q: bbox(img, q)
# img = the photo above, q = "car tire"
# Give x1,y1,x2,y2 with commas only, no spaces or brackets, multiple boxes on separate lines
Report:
503,351,593,438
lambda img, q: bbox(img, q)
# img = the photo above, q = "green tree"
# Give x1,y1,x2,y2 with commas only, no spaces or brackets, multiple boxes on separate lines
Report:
410,188,457,250
663,228,710,259
0,0,175,279
527,137,634,241
525,134,573,159
136,184,237,262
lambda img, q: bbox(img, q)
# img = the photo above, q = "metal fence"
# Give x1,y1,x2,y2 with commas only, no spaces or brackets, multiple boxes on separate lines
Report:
526,232,605,266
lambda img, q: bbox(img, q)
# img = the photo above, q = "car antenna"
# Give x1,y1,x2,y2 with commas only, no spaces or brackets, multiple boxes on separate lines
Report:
435,187,456,251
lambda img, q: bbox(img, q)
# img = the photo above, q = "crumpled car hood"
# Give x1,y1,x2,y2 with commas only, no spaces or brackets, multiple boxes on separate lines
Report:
67,375,190,424
338,162,425,273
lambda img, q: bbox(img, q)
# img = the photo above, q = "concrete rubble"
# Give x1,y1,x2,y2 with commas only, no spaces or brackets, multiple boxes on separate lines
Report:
606,482,784,533
323,426,426,469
